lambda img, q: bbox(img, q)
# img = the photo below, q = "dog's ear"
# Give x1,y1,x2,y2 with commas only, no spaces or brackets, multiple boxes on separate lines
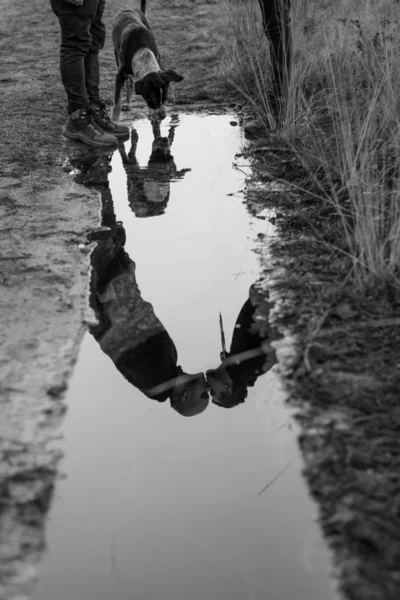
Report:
161,70,184,83
135,79,145,95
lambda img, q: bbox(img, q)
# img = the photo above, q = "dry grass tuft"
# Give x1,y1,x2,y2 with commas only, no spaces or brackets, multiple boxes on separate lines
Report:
223,0,400,295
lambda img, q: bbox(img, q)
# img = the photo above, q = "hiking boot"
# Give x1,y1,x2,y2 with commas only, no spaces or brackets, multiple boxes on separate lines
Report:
63,108,118,148
90,100,130,140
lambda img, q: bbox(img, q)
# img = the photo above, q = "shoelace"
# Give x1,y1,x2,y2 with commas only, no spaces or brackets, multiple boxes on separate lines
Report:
78,110,102,135
95,100,112,123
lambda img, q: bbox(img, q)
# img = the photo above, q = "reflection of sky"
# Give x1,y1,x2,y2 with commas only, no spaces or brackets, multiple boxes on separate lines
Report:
34,116,334,600
110,114,266,374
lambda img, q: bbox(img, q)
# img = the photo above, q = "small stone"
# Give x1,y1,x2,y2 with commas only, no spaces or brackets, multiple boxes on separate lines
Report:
230,120,238,126
333,302,355,320
244,120,265,137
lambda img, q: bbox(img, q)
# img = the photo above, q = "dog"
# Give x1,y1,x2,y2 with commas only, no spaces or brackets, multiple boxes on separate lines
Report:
112,1,184,123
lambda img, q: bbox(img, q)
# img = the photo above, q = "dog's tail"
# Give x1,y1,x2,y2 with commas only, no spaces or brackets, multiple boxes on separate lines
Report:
141,0,146,14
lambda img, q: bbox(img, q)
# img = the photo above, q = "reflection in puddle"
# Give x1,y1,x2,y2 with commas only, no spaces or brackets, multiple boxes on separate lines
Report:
119,118,191,218
34,115,335,600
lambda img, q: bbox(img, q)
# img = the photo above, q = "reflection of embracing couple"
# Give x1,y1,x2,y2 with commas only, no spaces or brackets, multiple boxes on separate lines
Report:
90,193,277,417
70,122,277,417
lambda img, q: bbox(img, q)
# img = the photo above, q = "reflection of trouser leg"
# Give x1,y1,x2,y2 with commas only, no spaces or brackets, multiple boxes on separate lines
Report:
258,0,292,107
50,0,101,113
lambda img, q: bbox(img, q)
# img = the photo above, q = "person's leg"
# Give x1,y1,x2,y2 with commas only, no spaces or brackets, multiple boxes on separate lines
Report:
84,0,105,106
87,0,129,138
258,0,292,110
50,0,118,146
50,0,99,113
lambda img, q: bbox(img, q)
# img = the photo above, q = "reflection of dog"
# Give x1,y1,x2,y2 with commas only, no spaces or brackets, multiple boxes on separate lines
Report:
119,119,190,218
112,1,184,123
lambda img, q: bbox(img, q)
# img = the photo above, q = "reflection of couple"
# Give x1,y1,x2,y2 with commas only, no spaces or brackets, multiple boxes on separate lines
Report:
90,201,276,416
70,123,276,417
89,199,209,417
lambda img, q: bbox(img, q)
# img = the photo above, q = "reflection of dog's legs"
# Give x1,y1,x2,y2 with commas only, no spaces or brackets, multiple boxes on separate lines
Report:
122,79,133,111
152,121,161,139
118,129,139,166
128,129,139,163
168,125,177,147
167,115,180,147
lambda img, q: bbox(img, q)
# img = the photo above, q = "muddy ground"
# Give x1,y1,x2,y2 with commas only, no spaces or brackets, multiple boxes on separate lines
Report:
1,0,400,599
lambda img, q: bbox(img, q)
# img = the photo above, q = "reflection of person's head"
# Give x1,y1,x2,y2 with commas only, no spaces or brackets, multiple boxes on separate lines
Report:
170,373,210,417
149,136,173,164
66,146,114,186
128,178,170,217
143,179,170,202
127,135,173,218
206,366,247,409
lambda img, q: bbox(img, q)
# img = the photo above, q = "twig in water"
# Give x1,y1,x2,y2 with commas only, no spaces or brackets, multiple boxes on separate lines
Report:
219,312,227,360
234,237,250,280
233,163,251,176
258,461,293,496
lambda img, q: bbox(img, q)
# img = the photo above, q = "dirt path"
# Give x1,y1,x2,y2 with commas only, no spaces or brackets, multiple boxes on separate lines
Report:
2,1,400,599
0,1,234,597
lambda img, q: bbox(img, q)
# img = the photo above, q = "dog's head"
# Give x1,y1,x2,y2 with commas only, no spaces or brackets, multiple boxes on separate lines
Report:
135,70,184,120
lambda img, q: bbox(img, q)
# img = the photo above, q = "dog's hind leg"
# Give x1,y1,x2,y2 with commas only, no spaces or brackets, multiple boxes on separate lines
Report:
112,71,125,122
122,79,133,112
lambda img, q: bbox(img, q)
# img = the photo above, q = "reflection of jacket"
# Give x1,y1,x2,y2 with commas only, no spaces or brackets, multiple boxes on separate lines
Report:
225,285,277,385
90,233,181,401
225,298,267,388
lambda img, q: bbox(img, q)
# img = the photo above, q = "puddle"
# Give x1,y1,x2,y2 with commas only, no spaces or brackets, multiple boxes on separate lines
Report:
34,115,335,600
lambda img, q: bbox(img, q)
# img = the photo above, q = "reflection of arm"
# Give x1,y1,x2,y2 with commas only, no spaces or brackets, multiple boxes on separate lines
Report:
116,331,180,401
168,125,176,147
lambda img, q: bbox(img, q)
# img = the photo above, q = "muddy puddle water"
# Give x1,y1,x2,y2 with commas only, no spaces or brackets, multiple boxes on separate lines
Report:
34,115,335,600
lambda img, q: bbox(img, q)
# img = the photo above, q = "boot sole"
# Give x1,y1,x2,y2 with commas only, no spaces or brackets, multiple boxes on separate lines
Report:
93,126,130,140
90,117,129,140
63,129,118,148
111,131,130,140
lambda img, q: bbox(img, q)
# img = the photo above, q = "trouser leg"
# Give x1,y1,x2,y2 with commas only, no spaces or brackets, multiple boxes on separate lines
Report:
258,0,292,105
85,0,106,105
50,0,101,114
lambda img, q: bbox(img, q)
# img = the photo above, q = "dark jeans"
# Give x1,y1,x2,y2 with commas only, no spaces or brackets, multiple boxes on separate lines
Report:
258,0,292,106
50,0,106,114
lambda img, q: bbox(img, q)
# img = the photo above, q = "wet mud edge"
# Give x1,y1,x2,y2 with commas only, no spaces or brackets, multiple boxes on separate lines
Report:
246,159,400,597
0,175,100,598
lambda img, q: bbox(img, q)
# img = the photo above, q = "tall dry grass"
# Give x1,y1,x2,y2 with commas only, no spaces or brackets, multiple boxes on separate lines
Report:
222,0,400,295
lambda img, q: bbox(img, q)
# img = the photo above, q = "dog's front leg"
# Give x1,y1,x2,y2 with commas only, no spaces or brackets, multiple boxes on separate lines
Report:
122,79,133,112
